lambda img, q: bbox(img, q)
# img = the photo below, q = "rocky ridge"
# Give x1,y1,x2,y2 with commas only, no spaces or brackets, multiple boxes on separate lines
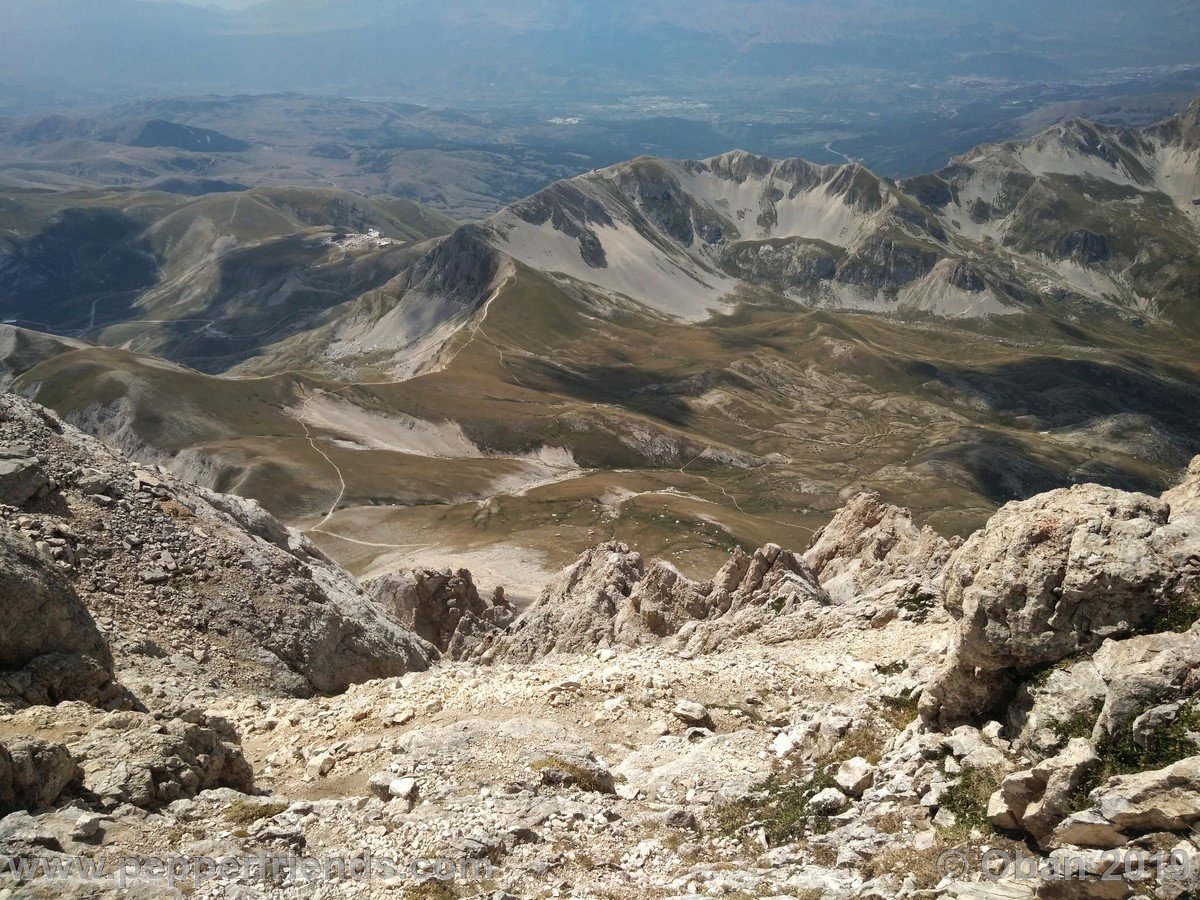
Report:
0,393,1197,899
0,393,433,710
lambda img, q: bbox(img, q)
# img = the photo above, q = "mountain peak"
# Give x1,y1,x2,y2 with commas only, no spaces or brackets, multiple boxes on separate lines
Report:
1179,95,1200,145
1140,94,1200,150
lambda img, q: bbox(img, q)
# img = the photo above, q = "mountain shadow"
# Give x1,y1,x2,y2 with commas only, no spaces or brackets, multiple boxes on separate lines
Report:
0,208,160,333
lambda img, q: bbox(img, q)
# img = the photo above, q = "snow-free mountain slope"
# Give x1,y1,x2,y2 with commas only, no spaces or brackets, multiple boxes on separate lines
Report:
468,100,1200,341
4,103,1200,602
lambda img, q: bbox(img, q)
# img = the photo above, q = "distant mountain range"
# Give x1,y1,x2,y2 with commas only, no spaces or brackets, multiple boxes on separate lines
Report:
2,100,1199,593
232,96,1200,379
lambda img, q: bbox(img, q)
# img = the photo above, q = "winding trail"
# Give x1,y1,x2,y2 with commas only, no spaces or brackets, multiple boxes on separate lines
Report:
678,452,816,535
436,273,513,372
824,143,860,165
296,386,352,530
308,529,441,553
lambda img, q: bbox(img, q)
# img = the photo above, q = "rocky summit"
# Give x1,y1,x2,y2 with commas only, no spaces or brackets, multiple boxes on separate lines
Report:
0,391,1195,899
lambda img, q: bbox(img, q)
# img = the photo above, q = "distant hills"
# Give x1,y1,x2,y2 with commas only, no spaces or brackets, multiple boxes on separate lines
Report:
2,99,1199,592
249,96,1200,379
3,2,1200,187
0,186,455,371
0,96,586,221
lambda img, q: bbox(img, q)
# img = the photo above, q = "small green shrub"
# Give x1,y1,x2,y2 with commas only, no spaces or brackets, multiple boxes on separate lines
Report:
1145,589,1200,635
713,770,847,846
1051,698,1105,743
224,800,288,827
832,725,887,766
530,757,609,793
881,694,921,730
938,766,1007,835
401,882,459,900
1072,701,1200,810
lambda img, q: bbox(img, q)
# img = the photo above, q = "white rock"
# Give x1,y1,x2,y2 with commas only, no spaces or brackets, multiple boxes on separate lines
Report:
810,787,848,813
835,757,875,797
389,777,418,800
672,701,711,726
379,703,415,726
772,732,796,758
307,753,335,777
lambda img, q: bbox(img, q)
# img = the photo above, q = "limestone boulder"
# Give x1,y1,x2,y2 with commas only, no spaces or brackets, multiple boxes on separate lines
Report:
921,485,1186,729
0,529,119,708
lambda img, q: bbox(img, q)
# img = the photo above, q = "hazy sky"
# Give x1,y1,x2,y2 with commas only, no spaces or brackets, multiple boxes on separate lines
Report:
3,0,1197,119
153,0,262,7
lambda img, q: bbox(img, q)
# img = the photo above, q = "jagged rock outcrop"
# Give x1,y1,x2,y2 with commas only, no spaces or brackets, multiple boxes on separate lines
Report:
0,529,122,709
1163,454,1200,511
835,236,940,288
469,543,645,664
467,542,831,664
615,559,731,642
803,490,957,614
716,238,838,290
71,710,254,809
367,567,515,658
895,460,1200,862
3,702,254,812
0,446,46,508
0,393,433,704
987,738,1099,841
1052,755,1200,849
640,544,831,655
1010,625,1200,759
1156,455,1200,603
0,744,9,813
920,484,1188,729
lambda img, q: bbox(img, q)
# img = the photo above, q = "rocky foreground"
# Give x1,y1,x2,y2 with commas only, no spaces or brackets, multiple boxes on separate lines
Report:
0,392,1197,899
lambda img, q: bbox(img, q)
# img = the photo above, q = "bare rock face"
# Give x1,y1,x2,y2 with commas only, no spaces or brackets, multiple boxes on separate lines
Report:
0,446,47,508
920,484,1183,729
0,529,121,709
987,738,1098,842
0,393,434,703
367,567,514,658
0,743,10,813
1009,626,1200,758
470,543,645,664
647,544,831,656
1087,629,1200,740
69,709,254,809
1052,755,1200,849
613,559,729,642
0,739,81,814
803,491,957,614
1153,456,1200,602
1162,455,1200,512
469,542,830,663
